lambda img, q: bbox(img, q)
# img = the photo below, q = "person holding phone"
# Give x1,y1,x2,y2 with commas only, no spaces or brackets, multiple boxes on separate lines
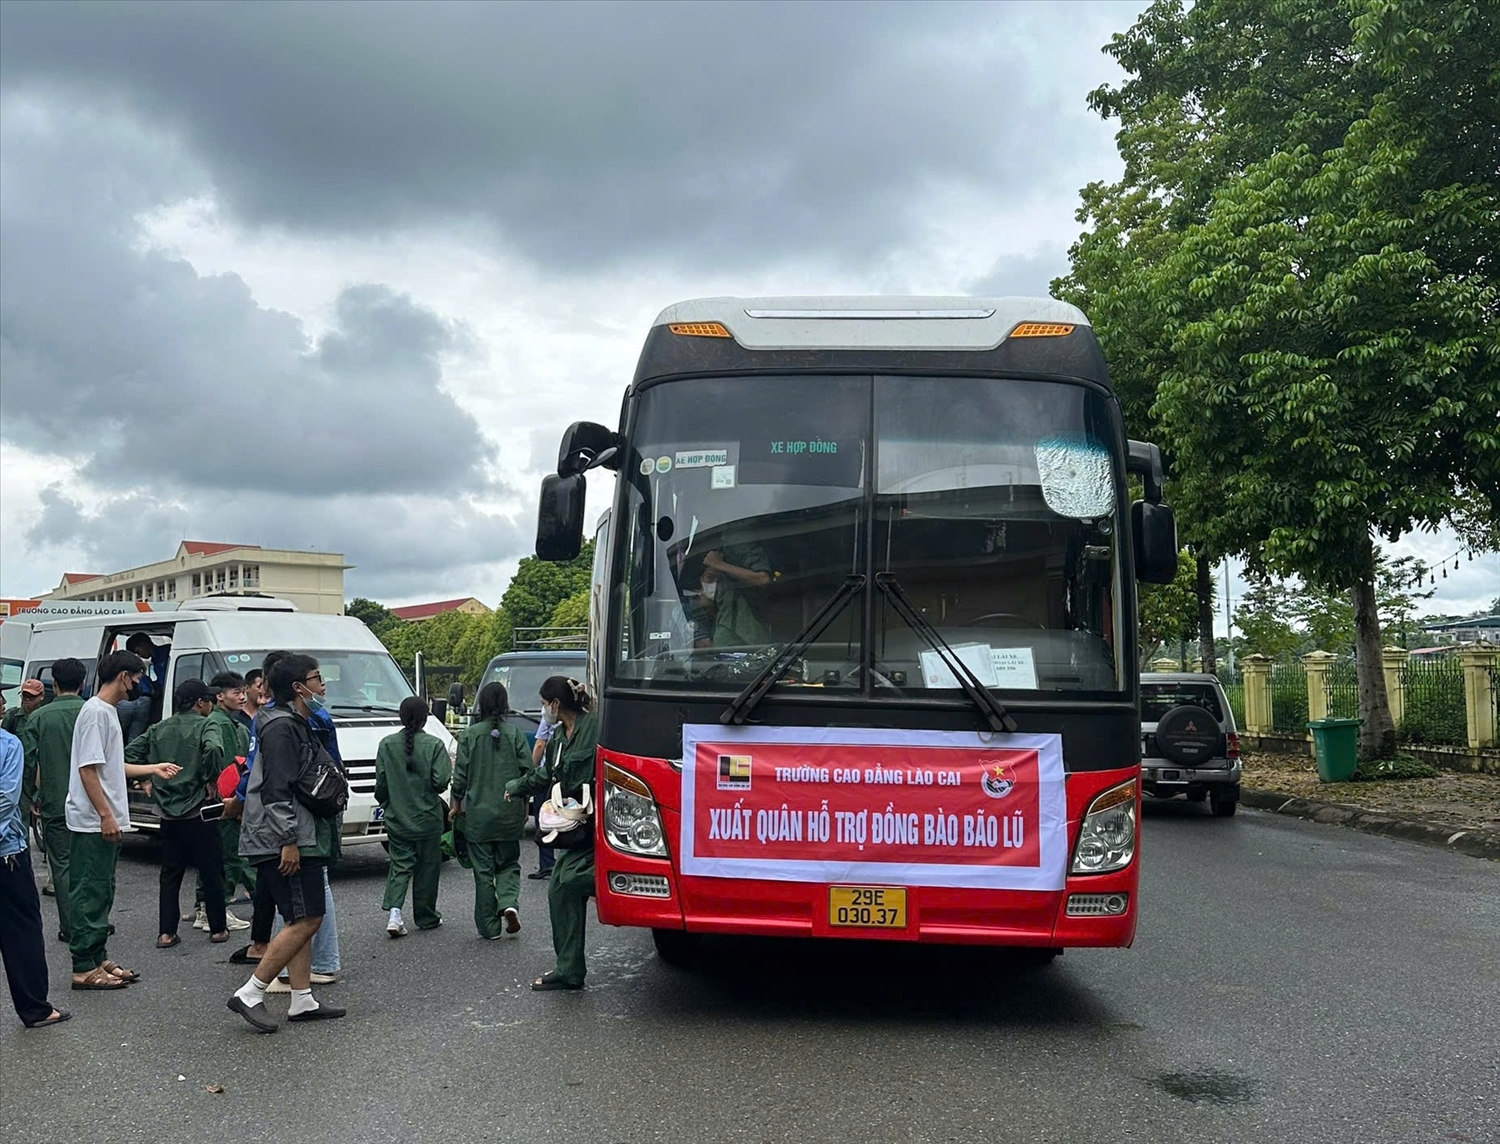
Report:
126,679,228,948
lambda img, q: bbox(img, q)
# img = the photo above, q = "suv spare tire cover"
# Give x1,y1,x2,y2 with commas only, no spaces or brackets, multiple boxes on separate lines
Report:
1153,704,1223,765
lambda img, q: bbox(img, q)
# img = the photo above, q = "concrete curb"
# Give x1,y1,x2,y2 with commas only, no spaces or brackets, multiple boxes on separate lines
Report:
1242,787,1500,861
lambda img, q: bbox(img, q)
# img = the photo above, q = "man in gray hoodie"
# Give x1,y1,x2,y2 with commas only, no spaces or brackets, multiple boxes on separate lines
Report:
227,654,345,1033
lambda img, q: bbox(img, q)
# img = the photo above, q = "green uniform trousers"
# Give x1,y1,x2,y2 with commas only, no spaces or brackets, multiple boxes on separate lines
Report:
467,839,521,939
41,816,74,942
197,818,256,905
68,830,121,974
547,846,596,986
383,830,443,929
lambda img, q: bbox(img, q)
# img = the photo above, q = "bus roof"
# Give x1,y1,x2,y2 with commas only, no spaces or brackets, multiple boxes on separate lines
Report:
651,296,1089,352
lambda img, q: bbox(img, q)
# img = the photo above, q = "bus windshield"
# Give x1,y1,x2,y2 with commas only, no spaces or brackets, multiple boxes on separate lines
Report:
613,374,1124,695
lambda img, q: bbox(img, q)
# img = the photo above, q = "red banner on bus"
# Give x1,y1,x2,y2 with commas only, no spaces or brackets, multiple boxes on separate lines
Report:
680,726,1068,891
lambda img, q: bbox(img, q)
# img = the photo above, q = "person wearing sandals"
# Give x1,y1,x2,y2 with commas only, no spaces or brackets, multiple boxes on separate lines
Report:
66,650,181,992
374,697,451,937
504,677,598,991
1,694,70,1027
451,683,535,940
127,679,229,949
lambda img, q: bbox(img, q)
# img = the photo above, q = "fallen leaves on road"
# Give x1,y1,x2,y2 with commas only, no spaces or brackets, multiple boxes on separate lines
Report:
1242,752,1500,830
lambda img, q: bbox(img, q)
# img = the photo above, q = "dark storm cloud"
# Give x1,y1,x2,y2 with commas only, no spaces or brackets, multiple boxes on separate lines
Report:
965,248,1070,298
0,102,492,498
25,486,527,601
0,0,1122,271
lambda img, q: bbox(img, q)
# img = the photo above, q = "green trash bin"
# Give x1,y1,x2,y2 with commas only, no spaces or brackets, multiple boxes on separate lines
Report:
1308,717,1361,782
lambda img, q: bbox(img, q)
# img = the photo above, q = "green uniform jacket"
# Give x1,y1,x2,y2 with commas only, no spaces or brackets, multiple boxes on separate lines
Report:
126,711,225,819
374,729,451,838
19,695,84,820
207,706,250,762
510,711,599,801
2,708,26,736
452,720,534,843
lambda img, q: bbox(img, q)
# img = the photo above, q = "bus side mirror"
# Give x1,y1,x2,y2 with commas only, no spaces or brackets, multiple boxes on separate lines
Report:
447,682,465,713
1126,440,1165,504
558,422,621,477
537,473,587,561
431,698,448,723
1132,501,1178,584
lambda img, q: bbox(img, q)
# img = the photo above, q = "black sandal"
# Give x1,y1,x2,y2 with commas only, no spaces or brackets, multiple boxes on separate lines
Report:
531,972,583,992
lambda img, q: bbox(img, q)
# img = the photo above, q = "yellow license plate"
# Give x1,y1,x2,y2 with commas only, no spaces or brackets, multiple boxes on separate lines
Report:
829,886,907,929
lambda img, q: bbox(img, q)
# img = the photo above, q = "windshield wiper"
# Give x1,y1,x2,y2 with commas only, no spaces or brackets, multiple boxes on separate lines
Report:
874,573,1017,733
330,703,402,714
721,575,866,726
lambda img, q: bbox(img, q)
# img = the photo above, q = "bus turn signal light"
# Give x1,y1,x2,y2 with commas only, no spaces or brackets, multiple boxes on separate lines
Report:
1009,322,1075,338
668,322,732,338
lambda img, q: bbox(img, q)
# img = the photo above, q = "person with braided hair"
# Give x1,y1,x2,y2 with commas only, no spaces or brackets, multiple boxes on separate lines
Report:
374,697,451,937
505,676,598,990
451,683,535,939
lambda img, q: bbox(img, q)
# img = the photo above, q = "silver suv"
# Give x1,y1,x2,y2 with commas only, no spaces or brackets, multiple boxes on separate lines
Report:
1139,673,1242,817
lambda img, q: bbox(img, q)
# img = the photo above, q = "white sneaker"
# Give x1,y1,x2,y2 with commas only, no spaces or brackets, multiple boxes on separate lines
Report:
309,972,338,985
192,906,209,931
503,907,520,935
224,912,251,932
265,976,291,994
387,911,407,938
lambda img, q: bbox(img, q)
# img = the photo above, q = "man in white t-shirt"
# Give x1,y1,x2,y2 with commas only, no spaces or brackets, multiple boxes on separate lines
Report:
67,650,180,991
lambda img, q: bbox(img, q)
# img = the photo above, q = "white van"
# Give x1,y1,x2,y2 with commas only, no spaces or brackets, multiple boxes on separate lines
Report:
21,603,455,847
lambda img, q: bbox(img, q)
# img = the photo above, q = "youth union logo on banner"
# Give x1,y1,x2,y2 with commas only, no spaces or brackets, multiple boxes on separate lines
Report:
980,761,1014,799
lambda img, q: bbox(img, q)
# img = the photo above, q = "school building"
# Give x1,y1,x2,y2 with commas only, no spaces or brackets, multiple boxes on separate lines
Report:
41,541,349,615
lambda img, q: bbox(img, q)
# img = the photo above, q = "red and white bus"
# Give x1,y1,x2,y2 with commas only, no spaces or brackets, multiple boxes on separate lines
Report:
535,297,1178,965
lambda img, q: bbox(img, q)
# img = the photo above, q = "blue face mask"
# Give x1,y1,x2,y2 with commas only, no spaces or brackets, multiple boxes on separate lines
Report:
301,690,325,714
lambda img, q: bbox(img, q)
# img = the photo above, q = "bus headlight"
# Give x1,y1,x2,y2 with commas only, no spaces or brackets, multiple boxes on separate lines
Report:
603,764,669,859
1070,779,1137,875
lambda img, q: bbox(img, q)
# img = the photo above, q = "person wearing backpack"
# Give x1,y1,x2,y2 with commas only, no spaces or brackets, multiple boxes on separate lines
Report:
505,677,598,991
227,654,345,1032
451,683,534,940
127,679,228,947
374,697,451,937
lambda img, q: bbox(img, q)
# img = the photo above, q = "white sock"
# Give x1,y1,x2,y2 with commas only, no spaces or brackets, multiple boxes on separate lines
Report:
388,907,402,923
288,988,318,1016
235,974,269,1007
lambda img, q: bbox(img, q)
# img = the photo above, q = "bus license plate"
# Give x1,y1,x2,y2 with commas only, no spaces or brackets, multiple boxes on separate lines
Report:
370,806,385,823
829,886,907,929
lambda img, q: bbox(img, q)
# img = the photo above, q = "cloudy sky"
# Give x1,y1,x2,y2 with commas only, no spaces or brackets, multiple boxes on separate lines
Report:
1,0,1493,623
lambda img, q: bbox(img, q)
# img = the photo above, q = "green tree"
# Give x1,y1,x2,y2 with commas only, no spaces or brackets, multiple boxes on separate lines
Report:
1138,549,1204,665
1233,577,1302,663
549,590,589,629
1073,0,1500,759
500,542,594,631
345,597,395,628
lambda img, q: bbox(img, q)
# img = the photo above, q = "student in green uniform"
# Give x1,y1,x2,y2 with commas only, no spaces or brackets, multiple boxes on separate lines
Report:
199,672,255,923
126,679,228,946
451,682,534,939
18,659,87,943
506,676,598,990
3,678,46,735
374,697,451,936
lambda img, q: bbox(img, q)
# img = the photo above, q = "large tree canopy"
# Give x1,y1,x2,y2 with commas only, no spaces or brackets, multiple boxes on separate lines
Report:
1062,0,1498,757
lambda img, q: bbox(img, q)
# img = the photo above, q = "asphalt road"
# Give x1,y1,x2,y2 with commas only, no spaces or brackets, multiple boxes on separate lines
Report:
2,804,1495,1144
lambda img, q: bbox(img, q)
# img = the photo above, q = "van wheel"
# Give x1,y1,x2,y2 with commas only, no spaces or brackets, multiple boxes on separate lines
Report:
651,928,701,968
1210,786,1239,817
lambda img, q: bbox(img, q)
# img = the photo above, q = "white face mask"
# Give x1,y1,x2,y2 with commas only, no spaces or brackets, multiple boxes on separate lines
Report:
542,702,559,722
701,580,718,600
